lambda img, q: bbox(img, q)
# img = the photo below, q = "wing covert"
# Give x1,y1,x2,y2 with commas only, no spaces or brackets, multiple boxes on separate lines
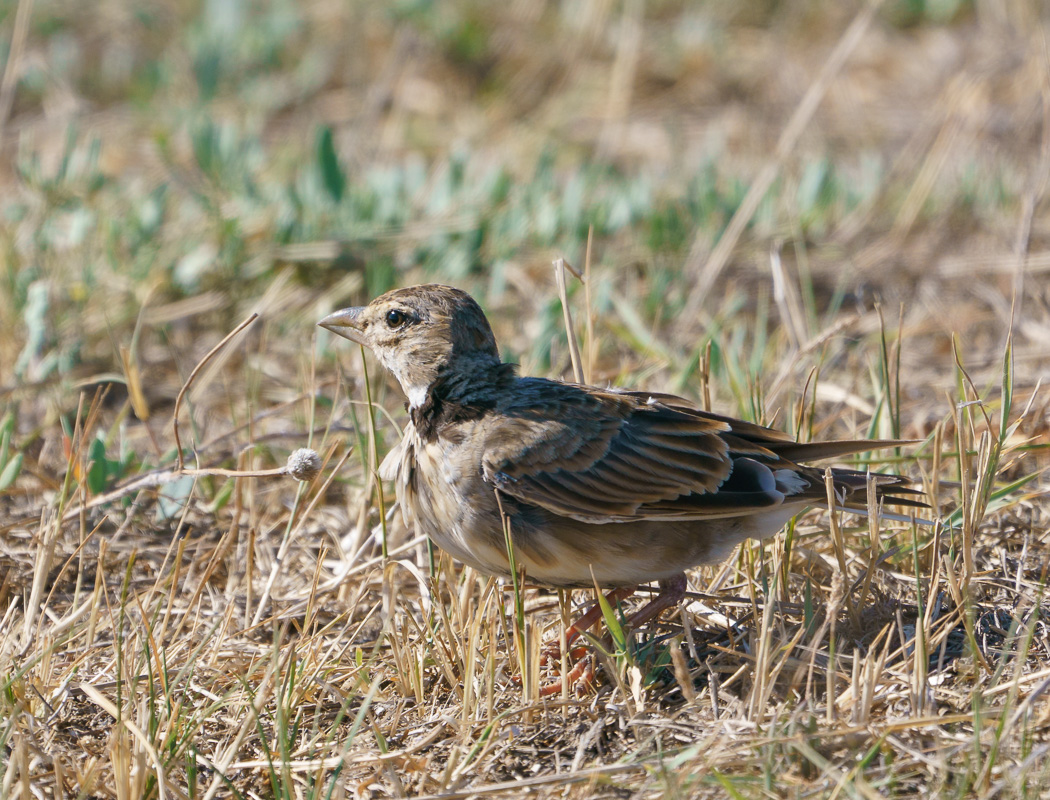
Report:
482,387,791,521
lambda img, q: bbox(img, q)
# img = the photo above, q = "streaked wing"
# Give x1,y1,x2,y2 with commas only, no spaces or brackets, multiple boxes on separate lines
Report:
622,389,924,506
481,384,922,522
483,386,787,521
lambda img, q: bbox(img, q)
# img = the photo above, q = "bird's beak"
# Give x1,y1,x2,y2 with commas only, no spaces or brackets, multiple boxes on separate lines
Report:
318,307,366,345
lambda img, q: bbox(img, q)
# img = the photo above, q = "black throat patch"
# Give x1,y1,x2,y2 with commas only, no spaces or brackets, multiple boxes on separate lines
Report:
409,392,492,442
408,362,514,442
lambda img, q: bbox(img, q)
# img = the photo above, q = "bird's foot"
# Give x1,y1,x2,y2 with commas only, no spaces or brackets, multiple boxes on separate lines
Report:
539,585,637,665
537,576,688,696
534,585,637,696
538,654,595,697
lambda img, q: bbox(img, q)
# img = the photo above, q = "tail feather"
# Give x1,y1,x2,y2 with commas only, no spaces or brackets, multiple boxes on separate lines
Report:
769,438,918,463
789,463,930,515
836,505,935,526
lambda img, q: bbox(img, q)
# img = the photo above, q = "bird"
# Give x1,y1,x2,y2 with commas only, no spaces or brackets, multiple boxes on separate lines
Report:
319,284,922,688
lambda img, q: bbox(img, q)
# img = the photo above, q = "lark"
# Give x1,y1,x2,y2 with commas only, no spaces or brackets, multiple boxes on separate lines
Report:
321,284,921,687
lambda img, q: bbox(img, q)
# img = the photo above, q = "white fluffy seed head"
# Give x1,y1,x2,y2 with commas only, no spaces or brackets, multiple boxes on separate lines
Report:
286,448,321,482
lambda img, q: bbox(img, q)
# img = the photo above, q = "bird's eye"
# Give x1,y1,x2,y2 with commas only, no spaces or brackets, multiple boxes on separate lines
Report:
385,309,407,328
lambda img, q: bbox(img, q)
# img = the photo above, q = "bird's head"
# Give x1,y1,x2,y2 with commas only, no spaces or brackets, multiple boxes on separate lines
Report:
319,284,502,408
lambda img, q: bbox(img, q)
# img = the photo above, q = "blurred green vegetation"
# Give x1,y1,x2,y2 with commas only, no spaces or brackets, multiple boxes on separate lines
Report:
1,0,1040,498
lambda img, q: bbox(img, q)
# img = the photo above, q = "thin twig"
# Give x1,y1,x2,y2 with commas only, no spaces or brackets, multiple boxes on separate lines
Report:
554,258,585,384
583,225,596,384
173,313,259,471
0,0,33,143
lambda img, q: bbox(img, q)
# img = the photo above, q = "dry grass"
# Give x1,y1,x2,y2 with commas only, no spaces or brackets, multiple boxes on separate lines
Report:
2,1,1050,797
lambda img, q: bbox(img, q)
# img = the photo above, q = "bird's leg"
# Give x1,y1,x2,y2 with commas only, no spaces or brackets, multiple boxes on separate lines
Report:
624,574,688,630
536,586,636,698
542,585,638,664
537,578,687,697
536,584,641,698
563,586,639,649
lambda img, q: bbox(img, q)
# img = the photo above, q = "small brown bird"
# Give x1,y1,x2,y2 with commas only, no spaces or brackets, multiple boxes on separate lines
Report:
320,285,920,673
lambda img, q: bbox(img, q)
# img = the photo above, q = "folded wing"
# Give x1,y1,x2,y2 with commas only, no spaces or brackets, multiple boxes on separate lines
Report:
482,385,922,522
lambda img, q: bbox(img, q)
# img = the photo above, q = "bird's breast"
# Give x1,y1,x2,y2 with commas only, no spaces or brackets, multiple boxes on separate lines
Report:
395,423,512,576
